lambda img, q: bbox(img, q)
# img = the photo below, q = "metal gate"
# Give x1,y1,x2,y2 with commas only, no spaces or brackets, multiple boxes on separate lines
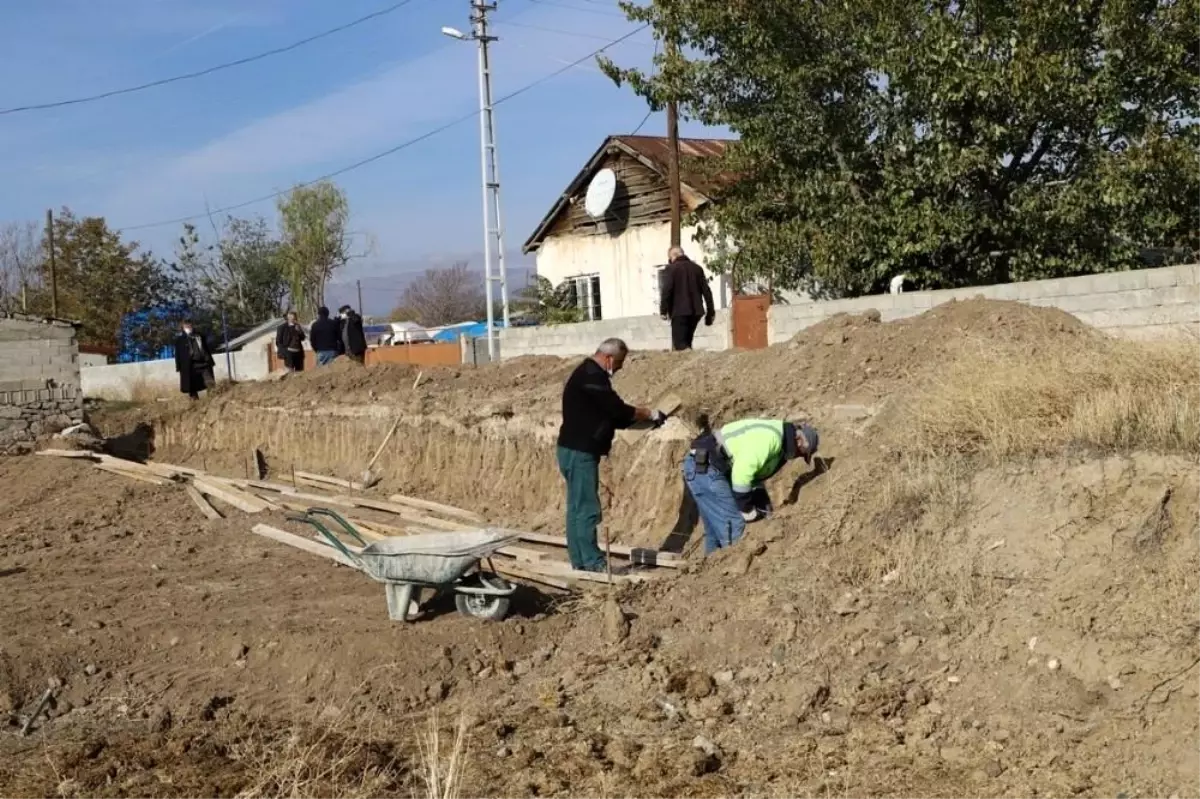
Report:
731,294,770,350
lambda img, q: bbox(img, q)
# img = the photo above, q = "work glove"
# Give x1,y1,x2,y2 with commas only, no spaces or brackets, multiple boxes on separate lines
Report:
649,409,667,428
740,508,762,523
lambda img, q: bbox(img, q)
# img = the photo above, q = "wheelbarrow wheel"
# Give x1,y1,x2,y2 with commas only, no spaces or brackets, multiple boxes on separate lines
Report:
455,573,512,622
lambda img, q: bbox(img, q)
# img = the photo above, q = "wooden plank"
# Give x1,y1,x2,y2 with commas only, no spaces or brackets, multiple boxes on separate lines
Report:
512,559,663,585
185,485,223,520
193,479,270,514
498,529,682,568
293,471,356,490
492,562,571,591
250,524,358,568
94,463,170,486
385,494,484,523
35,448,96,459
347,497,466,531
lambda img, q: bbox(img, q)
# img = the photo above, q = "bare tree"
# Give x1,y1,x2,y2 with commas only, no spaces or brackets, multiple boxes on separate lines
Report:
394,263,486,327
0,221,43,311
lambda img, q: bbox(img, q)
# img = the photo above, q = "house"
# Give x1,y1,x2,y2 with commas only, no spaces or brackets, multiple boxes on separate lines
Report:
0,312,84,453
522,134,737,321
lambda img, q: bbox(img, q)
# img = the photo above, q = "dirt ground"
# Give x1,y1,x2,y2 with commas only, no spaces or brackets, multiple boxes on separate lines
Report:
1,298,1197,798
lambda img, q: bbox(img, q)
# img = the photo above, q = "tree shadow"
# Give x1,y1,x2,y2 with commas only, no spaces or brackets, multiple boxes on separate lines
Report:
782,456,837,506
103,422,155,462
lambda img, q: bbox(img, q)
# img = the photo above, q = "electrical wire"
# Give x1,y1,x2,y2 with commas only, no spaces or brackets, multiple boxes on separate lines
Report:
497,19,650,44
118,24,650,233
527,0,629,18
629,38,659,134
0,0,424,117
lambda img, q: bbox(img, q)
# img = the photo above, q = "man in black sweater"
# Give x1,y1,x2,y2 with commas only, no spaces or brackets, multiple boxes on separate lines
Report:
557,338,666,572
659,246,716,351
309,306,342,366
338,305,368,364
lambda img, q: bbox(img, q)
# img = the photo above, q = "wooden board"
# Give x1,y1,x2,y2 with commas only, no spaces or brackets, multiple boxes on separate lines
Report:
93,463,170,486
293,471,356,490
385,494,484,524
497,529,683,568
492,562,571,591
185,485,223,520
250,524,358,568
194,479,271,514
347,497,467,531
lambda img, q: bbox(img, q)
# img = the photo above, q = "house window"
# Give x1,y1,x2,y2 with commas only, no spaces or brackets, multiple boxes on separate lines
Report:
565,274,602,320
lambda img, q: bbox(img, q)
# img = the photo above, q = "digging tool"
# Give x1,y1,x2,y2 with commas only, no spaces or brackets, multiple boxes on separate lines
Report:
359,415,403,490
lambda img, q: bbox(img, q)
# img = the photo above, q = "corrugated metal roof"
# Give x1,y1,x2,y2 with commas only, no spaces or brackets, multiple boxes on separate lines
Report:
522,134,738,253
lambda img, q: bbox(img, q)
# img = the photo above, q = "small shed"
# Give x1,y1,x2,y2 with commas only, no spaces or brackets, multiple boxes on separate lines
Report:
0,312,84,453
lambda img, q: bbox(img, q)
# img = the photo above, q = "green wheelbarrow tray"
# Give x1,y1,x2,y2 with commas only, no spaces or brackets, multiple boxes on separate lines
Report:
290,508,519,623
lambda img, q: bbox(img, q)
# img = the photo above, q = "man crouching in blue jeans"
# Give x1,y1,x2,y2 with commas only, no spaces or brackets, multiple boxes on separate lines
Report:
683,419,819,554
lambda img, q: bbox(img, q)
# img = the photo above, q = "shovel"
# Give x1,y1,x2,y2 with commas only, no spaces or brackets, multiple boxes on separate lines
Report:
358,416,401,489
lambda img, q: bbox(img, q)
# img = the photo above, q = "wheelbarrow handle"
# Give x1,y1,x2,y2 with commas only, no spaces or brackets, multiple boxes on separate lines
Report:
286,512,362,565
305,507,368,547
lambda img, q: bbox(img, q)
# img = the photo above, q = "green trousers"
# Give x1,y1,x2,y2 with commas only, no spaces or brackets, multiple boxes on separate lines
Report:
556,446,606,572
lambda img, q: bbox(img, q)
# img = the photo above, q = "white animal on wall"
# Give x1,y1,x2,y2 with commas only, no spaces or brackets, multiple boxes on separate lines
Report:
889,274,908,294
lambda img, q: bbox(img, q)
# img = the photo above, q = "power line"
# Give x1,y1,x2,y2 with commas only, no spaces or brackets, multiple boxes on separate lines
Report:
0,0,424,117
527,0,628,17
497,19,651,44
118,24,650,233
630,39,659,134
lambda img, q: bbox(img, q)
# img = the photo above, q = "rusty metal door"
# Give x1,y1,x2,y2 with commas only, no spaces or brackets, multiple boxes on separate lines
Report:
731,294,770,350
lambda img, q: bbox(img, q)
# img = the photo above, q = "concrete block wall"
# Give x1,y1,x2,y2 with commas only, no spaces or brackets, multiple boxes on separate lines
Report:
0,314,84,452
500,309,732,359
769,264,1200,343
81,347,271,401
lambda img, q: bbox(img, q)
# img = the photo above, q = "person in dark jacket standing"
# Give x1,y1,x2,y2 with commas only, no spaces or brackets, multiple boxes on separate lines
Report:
338,305,368,364
659,246,716,351
173,319,215,400
275,311,306,372
309,306,341,366
557,338,667,572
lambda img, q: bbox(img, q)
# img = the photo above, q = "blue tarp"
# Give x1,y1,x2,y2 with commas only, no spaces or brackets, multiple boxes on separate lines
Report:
430,321,507,342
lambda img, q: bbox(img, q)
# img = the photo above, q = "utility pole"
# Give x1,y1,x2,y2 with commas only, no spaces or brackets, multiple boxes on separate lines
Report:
666,32,682,248
45,209,58,317
356,279,364,315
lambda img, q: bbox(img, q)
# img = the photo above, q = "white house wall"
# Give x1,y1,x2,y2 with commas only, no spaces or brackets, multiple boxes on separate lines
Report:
535,223,732,320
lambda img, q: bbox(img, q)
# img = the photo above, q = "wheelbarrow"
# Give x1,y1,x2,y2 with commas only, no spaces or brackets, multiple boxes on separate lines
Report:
289,508,519,623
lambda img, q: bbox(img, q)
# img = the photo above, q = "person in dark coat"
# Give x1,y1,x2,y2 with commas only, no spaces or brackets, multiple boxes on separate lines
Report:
309,306,342,366
659,246,716,351
173,319,215,400
338,305,368,364
275,311,306,372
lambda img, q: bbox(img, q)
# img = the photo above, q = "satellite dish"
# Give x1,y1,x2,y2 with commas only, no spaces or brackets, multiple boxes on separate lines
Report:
584,168,617,218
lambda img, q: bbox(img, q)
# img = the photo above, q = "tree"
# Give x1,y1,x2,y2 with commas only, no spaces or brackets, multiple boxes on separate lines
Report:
601,0,1199,297
0,221,43,312
393,263,486,327
174,215,288,329
512,276,586,324
33,209,179,348
276,181,358,315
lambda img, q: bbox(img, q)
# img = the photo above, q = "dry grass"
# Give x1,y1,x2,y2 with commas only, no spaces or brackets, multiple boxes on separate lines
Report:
416,710,470,799
90,376,177,405
905,337,1199,458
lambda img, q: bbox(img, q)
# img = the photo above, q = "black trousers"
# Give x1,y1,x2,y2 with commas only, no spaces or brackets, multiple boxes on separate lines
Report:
670,315,703,351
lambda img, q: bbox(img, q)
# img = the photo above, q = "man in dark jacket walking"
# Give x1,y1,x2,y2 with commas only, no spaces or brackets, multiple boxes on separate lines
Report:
659,246,716,351
557,338,667,572
309,306,341,366
174,319,215,400
338,305,368,364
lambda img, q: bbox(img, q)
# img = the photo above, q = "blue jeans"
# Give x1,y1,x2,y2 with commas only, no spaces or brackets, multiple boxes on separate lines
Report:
316,350,338,366
682,452,746,555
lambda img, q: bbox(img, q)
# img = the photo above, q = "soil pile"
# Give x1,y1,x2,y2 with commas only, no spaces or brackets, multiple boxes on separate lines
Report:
2,298,1195,797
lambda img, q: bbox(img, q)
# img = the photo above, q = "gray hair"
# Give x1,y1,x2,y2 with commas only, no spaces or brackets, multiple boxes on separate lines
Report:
596,338,629,357
668,246,685,260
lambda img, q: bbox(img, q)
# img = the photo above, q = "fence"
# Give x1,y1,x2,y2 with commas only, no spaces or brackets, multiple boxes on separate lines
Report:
498,264,1199,358
265,341,462,372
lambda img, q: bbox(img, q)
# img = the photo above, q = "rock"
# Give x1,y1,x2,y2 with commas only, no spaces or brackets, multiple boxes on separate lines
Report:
771,643,787,664
822,331,847,346
947,675,961,684
939,746,967,764
780,603,797,616
991,728,1010,743
1047,658,1061,671
83,664,98,676
496,746,511,758
0,691,14,713
88,620,104,630
898,636,922,656
48,677,65,690
604,738,641,769
512,660,531,677
602,595,629,644
169,637,181,647
692,735,721,758
231,643,249,662
685,671,715,699
905,685,930,707
1107,675,1123,691
713,670,735,685
863,309,882,323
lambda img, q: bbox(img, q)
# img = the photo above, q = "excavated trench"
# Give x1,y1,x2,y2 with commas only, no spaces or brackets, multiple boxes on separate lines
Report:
148,400,696,550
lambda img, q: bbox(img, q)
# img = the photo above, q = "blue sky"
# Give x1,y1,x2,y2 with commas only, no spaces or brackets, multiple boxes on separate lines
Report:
0,0,722,309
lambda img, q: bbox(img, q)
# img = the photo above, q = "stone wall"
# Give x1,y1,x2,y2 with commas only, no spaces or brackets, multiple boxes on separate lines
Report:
80,346,272,401
500,309,731,359
0,313,83,453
